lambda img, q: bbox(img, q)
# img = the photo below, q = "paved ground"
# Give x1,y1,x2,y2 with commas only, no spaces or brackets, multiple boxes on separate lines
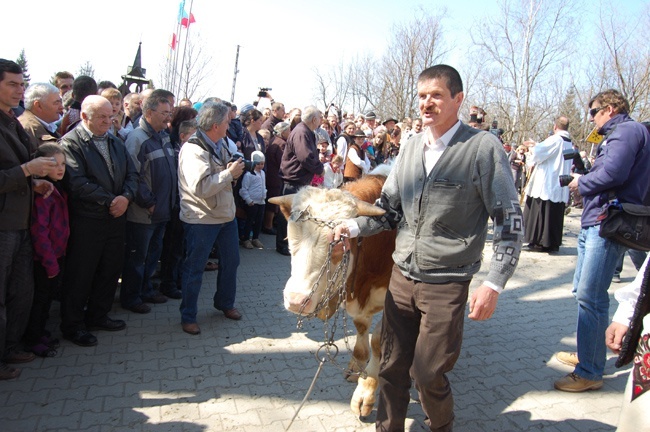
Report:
0,209,636,431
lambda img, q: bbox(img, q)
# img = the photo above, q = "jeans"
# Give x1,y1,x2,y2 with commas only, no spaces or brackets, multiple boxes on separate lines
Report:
120,221,167,308
572,226,626,380
159,209,184,295
180,220,239,324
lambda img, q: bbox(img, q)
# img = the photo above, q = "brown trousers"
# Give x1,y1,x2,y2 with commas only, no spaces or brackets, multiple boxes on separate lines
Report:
376,265,470,432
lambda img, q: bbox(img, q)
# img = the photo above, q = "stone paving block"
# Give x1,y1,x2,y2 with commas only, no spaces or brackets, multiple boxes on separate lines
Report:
3,417,39,432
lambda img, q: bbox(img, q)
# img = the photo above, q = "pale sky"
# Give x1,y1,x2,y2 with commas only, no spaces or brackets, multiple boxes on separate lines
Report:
3,0,647,111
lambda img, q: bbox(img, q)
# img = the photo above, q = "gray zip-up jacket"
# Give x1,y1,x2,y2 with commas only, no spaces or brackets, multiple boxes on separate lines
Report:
356,123,523,288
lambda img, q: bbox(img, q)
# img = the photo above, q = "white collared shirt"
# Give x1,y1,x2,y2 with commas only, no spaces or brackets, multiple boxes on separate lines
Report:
423,121,461,174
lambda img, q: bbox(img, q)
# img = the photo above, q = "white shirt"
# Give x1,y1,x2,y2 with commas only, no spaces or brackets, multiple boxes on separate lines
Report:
424,121,461,174
613,255,650,326
524,130,573,203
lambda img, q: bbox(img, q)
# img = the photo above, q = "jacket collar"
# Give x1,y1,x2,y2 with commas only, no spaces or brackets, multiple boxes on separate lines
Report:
598,113,631,136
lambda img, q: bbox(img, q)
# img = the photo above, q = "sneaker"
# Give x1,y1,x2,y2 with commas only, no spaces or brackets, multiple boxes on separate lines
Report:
242,239,253,249
251,239,264,249
554,373,603,392
3,349,35,364
0,363,20,380
556,351,579,367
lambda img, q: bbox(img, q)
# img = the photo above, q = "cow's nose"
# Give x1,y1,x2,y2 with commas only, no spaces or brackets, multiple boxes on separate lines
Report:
284,291,314,315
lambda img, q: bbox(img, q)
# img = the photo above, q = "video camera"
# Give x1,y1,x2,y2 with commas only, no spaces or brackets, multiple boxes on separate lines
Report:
257,87,272,98
558,149,587,187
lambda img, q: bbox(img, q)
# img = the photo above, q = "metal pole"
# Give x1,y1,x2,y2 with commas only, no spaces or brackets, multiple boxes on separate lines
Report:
231,45,240,103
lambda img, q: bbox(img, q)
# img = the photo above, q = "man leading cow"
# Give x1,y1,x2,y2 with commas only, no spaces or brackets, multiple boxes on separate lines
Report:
334,64,523,431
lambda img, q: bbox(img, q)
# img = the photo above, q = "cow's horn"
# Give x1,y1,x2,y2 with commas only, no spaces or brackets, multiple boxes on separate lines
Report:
268,195,295,208
356,200,386,217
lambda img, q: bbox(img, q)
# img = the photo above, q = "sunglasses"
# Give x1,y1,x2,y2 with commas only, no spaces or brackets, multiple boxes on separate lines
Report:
589,106,607,118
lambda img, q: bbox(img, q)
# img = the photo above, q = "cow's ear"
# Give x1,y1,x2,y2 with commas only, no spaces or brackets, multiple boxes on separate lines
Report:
269,195,294,220
356,200,386,217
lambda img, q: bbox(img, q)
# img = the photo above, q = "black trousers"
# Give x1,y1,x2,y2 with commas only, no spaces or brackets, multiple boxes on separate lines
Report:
60,215,125,335
0,230,34,355
275,182,300,250
24,257,64,344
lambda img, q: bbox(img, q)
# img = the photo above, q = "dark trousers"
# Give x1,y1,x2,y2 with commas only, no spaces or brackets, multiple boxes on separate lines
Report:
24,257,64,344
376,265,470,432
61,216,126,335
159,208,184,294
120,221,166,308
243,203,265,240
0,230,34,355
276,182,300,250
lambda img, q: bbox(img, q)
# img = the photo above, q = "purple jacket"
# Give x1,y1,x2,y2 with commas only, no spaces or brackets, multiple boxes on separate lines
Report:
578,113,650,228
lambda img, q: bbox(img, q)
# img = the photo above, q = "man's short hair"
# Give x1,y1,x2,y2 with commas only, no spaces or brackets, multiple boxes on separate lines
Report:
24,83,59,110
144,94,170,113
124,93,138,104
555,116,569,131
196,101,229,132
151,89,175,104
100,87,122,102
271,102,284,112
0,59,23,82
179,119,197,137
418,64,463,97
302,105,321,123
72,76,98,103
52,71,74,87
589,89,630,115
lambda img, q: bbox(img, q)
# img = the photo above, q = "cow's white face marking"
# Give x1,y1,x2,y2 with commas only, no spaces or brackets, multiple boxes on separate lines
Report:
282,187,358,315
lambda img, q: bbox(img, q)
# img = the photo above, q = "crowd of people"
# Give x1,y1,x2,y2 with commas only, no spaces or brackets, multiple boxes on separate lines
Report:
1,57,649,431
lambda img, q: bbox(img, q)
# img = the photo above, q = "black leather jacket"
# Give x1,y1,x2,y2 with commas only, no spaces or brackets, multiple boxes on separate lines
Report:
60,124,137,219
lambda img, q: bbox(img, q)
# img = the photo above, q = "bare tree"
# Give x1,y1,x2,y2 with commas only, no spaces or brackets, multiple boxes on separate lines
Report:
159,32,214,101
77,60,95,79
471,0,579,144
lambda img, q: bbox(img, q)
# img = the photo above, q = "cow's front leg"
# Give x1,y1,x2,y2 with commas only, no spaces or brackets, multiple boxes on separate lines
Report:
350,319,381,417
345,316,372,383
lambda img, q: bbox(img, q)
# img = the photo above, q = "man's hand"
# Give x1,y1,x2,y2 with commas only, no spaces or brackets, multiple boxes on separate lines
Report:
568,174,581,193
112,117,122,131
24,156,58,178
468,285,499,320
227,159,245,179
523,140,536,148
148,205,155,215
109,195,129,217
33,179,54,198
605,322,629,354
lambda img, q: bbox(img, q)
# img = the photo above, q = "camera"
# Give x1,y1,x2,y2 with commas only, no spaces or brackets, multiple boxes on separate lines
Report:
257,87,272,98
558,175,574,187
559,148,588,187
229,153,256,172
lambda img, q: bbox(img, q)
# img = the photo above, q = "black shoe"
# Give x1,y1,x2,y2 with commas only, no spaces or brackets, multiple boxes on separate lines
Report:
126,303,151,314
162,289,182,299
64,330,98,347
541,246,559,253
276,247,291,256
86,318,126,332
262,227,277,235
142,292,168,304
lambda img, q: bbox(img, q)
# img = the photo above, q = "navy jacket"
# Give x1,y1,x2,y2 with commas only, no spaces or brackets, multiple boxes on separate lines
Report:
578,113,650,228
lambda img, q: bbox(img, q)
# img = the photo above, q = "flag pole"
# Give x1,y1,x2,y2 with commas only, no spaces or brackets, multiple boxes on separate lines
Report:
176,0,193,99
171,0,185,92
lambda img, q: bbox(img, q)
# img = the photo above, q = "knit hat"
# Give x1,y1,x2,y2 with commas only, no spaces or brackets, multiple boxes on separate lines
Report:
240,103,255,115
251,151,265,163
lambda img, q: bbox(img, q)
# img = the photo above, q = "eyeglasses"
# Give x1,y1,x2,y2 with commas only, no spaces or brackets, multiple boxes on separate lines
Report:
589,106,607,118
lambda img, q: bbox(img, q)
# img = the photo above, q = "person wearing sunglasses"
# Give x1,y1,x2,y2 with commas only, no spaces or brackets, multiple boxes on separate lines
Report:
553,89,650,393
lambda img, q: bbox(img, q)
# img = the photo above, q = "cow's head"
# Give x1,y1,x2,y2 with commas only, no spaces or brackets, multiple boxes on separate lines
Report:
270,187,384,317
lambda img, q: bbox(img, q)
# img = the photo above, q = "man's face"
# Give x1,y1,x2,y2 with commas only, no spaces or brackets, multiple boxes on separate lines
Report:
146,101,172,133
57,78,73,97
35,92,64,123
384,120,396,132
84,100,114,136
366,118,376,128
413,120,423,133
418,78,463,133
126,95,142,118
589,102,613,129
0,72,25,112
214,118,230,140
273,104,285,120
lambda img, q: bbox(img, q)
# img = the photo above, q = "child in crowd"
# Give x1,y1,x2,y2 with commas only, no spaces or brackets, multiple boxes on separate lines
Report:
239,151,267,249
323,154,344,189
312,129,331,186
258,129,271,148
24,144,70,357
179,120,197,145
100,87,132,140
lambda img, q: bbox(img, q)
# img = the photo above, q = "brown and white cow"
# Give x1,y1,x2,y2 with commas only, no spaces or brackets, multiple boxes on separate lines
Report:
270,173,396,416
